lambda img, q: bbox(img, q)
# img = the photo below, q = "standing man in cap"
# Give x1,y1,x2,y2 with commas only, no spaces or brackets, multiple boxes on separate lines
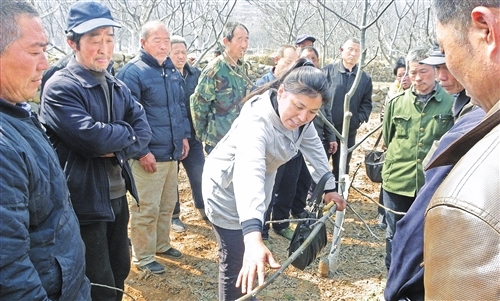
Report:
295,34,316,48
0,0,90,299
420,50,471,119
381,46,454,271
40,2,151,300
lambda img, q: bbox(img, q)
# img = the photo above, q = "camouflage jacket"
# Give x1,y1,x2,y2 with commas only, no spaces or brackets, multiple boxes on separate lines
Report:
190,54,248,147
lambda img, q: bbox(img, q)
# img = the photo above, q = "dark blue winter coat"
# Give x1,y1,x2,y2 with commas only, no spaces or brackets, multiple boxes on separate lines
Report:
40,57,151,223
180,62,201,139
117,50,190,161
0,99,90,300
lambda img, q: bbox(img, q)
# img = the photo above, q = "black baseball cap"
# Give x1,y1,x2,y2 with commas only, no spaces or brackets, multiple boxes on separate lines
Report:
66,1,121,34
295,34,316,45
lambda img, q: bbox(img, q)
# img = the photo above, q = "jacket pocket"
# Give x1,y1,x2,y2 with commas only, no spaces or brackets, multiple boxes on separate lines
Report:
393,115,411,138
433,114,454,139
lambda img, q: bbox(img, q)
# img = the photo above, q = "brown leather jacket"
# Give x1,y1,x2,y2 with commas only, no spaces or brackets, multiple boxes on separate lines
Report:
423,103,500,300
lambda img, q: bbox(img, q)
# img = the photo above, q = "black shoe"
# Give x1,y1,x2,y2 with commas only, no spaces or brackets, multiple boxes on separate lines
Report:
157,247,182,258
292,211,309,219
171,218,186,232
138,261,165,274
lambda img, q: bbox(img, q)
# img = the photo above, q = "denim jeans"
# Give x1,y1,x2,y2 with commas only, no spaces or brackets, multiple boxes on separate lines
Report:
383,189,415,270
174,138,205,216
80,196,130,301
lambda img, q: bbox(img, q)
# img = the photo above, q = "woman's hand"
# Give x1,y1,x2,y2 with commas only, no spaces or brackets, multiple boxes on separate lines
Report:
324,191,347,211
236,232,281,295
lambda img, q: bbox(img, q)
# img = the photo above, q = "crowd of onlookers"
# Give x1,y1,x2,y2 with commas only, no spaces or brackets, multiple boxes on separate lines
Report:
1,0,498,300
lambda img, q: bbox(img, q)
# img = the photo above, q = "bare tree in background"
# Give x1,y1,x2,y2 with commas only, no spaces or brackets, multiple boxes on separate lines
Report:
316,0,394,274
246,0,317,46
376,0,435,65
35,0,237,64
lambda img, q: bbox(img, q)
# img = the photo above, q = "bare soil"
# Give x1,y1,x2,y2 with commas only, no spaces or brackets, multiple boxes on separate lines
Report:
123,115,387,301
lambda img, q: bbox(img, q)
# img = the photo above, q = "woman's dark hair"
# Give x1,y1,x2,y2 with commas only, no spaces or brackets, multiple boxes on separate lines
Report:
393,57,406,76
244,58,331,104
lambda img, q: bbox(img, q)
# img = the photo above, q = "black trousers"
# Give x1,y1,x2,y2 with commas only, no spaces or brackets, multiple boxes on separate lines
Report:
79,196,130,301
330,130,357,188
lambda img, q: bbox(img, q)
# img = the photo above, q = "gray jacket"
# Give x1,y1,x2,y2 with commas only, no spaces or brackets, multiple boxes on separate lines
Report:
202,90,336,231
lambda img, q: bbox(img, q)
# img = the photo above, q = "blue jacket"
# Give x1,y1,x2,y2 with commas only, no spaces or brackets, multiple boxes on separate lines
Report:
118,50,190,161
322,60,373,133
40,57,151,223
254,68,276,89
0,99,90,300
384,107,485,301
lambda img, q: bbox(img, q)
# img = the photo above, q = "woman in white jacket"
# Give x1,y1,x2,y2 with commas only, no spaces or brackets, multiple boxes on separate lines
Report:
202,59,346,300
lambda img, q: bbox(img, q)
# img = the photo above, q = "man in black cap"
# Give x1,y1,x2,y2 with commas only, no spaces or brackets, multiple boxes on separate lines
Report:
40,2,151,300
295,34,316,48
420,50,471,120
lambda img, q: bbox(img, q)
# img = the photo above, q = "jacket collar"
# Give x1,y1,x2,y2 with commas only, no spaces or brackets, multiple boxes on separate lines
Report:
408,82,445,104
139,49,176,70
0,98,30,118
66,56,121,89
338,60,358,74
182,62,197,76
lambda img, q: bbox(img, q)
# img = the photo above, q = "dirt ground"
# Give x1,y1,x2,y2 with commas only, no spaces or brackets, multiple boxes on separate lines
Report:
123,114,387,301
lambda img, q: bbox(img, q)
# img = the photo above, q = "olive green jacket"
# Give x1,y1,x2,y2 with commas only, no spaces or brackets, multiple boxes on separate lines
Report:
382,84,454,197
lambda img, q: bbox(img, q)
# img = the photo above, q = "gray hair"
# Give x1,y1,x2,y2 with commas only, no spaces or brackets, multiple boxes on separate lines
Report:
406,46,431,69
433,0,500,40
141,20,167,40
0,0,39,54
170,35,187,47
343,37,360,46
223,21,249,42
300,46,319,58
275,44,297,58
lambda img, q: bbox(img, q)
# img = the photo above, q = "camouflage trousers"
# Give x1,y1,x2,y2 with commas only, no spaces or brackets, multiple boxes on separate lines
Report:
128,159,178,267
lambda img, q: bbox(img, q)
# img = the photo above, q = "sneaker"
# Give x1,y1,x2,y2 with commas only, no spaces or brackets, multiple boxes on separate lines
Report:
274,227,295,240
171,218,186,232
157,247,182,258
197,208,209,221
263,239,272,251
139,261,165,274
